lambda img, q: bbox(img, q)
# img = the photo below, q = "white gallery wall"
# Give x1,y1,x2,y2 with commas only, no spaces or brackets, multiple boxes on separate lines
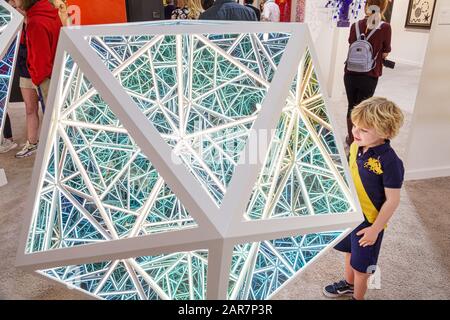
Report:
302,0,357,98
388,0,430,66
405,0,450,180
304,0,335,94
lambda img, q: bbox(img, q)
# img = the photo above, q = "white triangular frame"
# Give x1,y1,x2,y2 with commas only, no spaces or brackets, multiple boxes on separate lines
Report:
16,21,363,300
0,0,23,143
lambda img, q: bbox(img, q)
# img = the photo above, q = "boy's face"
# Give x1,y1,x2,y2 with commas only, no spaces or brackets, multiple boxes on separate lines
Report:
352,122,385,148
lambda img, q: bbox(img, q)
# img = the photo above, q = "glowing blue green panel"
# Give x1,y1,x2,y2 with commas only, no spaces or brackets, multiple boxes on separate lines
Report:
0,4,11,30
0,3,13,140
228,232,341,299
0,40,17,141
26,54,197,253
89,33,291,205
42,250,208,300
245,50,351,221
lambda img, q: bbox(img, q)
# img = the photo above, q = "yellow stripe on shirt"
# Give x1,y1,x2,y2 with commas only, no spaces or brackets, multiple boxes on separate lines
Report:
349,143,379,224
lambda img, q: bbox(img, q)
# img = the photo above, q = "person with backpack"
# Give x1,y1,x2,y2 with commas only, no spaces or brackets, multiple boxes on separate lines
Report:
343,0,392,146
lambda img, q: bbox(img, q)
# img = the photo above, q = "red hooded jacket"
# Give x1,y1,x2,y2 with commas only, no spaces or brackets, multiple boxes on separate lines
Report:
26,0,62,86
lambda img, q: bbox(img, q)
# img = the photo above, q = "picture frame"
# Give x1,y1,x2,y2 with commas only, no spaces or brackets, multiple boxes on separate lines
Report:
405,0,437,29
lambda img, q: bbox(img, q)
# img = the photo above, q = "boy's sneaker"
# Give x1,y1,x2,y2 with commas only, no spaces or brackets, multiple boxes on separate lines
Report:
0,139,18,153
323,280,354,298
15,141,38,158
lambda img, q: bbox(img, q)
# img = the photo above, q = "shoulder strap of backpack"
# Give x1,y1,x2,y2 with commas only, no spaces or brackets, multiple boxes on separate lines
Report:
366,21,384,41
355,20,362,40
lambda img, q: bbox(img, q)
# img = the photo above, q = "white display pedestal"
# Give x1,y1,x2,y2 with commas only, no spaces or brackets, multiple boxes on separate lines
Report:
0,168,7,187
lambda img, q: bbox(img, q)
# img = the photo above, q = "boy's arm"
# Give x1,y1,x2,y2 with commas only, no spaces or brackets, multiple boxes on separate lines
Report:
348,23,356,44
371,188,400,233
357,188,401,247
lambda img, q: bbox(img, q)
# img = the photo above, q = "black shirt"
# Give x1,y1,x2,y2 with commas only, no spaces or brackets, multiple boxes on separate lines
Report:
17,27,31,78
245,4,261,21
199,0,257,21
164,4,176,19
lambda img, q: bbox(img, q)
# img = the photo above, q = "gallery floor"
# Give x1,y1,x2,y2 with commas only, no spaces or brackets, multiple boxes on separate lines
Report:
1,63,449,300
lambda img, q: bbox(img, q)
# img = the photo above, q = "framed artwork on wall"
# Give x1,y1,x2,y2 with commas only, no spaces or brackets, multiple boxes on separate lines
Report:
405,0,437,29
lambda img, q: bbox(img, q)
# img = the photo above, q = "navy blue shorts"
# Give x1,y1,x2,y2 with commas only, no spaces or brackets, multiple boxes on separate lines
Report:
334,219,384,274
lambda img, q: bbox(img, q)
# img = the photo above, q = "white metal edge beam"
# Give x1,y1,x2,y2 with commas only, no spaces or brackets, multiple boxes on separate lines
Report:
15,31,70,270
16,227,217,271
66,21,298,38
205,239,234,300
227,211,362,241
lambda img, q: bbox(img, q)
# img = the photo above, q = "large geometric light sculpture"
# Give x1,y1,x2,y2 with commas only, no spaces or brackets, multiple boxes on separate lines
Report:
17,21,363,300
0,0,22,143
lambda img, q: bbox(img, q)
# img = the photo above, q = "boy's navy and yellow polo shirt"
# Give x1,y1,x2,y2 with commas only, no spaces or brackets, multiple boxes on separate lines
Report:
334,140,404,273
349,140,404,223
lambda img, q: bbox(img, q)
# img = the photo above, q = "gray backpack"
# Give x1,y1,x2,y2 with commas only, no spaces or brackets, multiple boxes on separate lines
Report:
346,21,384,73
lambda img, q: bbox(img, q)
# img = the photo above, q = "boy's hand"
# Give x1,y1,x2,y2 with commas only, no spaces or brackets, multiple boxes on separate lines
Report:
357,227,379,247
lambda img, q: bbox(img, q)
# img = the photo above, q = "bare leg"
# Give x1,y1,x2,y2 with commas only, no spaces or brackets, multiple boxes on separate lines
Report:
344,253,354,285
353,269,370,300
21,87,40,144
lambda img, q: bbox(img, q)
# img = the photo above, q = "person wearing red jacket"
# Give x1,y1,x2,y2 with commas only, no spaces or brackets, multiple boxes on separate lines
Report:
21,0,62,108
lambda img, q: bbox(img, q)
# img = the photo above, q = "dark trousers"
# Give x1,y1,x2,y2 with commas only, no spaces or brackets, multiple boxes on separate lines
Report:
2,113,12,139
344,74,378,144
